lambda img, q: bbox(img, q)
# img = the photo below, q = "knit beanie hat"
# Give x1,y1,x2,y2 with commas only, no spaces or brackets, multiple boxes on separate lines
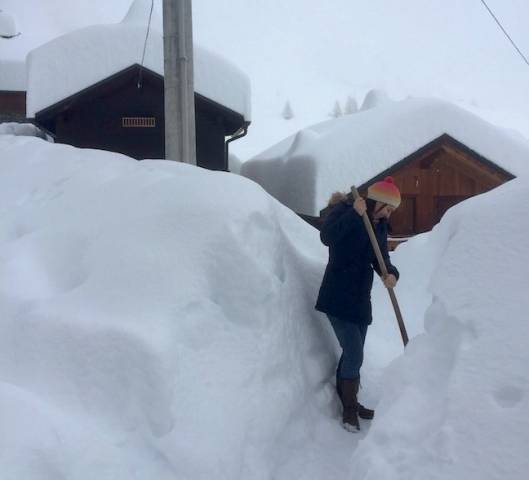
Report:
367,176,401,208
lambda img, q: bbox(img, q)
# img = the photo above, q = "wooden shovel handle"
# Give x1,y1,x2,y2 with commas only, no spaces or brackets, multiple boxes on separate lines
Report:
350,186,409,346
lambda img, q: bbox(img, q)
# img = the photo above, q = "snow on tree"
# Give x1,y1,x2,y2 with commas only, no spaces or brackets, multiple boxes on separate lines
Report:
360,88,391,111
344,96,358,114
282,101,294,120
329,100,343,118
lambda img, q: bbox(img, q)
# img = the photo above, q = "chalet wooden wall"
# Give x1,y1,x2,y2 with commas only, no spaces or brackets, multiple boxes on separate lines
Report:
0,91,26,122
35,65,245,171
52,71,165,160
374,136,514,236
305,136,513,242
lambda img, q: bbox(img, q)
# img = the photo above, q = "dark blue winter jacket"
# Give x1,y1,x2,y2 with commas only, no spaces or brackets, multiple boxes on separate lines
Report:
315,201,399,324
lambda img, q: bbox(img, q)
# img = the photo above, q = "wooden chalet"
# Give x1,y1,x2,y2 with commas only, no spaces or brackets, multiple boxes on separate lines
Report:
33,64,249,171
314,133,515,245
357,134,514,237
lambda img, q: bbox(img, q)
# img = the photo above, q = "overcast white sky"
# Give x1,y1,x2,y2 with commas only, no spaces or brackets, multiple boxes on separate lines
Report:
2,0,529,157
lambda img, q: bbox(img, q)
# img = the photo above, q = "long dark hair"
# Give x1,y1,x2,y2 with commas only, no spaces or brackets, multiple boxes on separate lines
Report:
366,198,377,218
322,193,383,224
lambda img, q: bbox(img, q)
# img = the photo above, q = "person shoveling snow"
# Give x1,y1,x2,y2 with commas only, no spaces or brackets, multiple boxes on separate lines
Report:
316,177,402,432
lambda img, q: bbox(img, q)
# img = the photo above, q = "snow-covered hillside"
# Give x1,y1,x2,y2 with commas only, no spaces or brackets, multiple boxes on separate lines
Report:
2,0,529,159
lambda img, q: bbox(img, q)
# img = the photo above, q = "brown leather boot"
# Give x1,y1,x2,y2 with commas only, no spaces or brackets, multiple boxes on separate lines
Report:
338,378,360,432
358,403,374,420
337,380,374,420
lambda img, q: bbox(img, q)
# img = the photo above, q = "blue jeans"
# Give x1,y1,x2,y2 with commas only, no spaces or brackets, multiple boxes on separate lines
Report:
327,315,368,380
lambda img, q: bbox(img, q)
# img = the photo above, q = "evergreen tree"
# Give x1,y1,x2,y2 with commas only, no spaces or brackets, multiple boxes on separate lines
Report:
344,96,358,114
282,101,294,120
330,100,343,118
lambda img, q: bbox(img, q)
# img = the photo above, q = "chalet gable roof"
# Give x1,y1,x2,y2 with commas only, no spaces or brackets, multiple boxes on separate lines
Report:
34,64,246,136
357,133,515,191
0,10,18,38
26,0,251,120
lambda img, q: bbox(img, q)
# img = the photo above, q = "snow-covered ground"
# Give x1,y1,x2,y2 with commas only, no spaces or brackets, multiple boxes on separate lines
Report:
2,1,529,478
0,134,337,479
1,134,529,479
360,179,529,479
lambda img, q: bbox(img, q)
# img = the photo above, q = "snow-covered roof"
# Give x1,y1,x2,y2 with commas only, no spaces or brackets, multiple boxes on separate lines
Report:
26,0,251,120
241,97,529,216
0,59,25,91
0,9,24,90
0,0,133,91
0,10,17,37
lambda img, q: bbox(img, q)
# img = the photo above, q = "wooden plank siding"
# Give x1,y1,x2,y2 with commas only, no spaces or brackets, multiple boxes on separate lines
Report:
33,65,248,171
0,91,27,122
313,134,514,242
359,135,514,236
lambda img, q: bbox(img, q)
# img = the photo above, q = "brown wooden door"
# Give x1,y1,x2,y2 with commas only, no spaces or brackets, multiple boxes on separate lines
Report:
434,195,469,224
390,195,416,236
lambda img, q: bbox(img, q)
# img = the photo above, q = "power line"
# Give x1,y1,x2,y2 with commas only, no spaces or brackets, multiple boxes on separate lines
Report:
479,0,529,68
137,0,155,89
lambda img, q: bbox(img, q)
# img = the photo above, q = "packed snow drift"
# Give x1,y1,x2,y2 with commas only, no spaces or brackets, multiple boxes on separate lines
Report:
358,177,529,479
1,133,529,479
0,134,340,479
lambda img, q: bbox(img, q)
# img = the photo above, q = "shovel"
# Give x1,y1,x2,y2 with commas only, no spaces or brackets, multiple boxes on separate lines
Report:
350,186,409,346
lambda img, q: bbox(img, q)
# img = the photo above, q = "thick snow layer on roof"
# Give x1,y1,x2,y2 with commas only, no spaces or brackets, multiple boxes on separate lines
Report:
0,1,132,91
25,0,250,119
0,0,133,90
242,97,529,216
0,59,25,91
0,10,17,37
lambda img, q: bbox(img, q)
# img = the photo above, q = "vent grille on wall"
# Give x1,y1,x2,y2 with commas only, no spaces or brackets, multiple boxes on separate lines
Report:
122,117,156,128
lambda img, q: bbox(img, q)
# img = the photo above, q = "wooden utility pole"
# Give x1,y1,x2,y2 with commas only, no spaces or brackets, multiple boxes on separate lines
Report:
163,0,196,164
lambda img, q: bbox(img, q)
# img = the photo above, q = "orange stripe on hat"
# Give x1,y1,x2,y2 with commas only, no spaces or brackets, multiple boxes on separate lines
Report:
367,176,401,208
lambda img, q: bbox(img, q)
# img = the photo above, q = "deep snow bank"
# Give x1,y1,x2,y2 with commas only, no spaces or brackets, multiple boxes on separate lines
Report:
354,178,529,479
3,135,528,479
0,135,338,479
